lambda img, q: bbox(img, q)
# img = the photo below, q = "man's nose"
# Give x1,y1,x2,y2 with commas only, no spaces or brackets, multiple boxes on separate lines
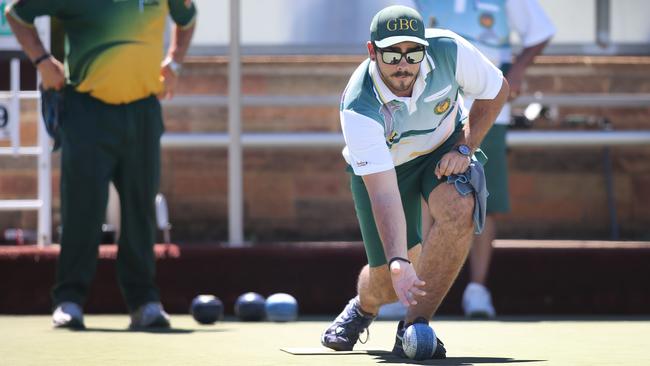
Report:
397,55,410,67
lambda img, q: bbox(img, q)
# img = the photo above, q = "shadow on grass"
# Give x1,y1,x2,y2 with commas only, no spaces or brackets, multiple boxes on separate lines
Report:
282,349,545,365
74,327,230,334
299,315,650,323
369,352,546,365
281,349,391,356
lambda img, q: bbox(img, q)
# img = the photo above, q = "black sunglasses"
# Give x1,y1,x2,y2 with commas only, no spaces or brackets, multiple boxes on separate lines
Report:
374,44,425,65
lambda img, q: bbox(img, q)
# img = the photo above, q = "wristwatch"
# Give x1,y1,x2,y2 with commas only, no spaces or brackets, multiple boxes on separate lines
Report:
456,144,472,157
165,57,182,76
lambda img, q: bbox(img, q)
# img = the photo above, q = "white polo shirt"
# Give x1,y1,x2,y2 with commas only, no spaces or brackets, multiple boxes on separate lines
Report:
341,29,503,176
414,0,556,123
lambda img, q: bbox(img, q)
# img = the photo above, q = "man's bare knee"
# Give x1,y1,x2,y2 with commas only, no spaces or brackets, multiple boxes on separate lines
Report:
428,184,474,227
447,194,474,226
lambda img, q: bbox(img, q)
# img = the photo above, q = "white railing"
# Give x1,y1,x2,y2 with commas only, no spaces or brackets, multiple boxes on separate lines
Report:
161,93,650,108
506,130,650,147
0,200,42,210
161,130,650,149
0,61,51,246
0,146,42,156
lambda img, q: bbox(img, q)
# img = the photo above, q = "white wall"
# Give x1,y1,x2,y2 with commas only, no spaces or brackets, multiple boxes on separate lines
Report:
191,0,650,50
538,0,595,43
192,0,413,46
192,0,228,46
611,0,650,43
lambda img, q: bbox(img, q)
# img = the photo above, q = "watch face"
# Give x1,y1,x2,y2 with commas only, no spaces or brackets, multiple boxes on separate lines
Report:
458,145,471,156
170,61,182,74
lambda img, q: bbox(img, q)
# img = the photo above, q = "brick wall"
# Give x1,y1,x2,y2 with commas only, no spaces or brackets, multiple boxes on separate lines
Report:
1,55,649,243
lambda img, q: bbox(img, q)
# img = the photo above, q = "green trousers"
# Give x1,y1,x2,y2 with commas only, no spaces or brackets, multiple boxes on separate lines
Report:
52,87,164,311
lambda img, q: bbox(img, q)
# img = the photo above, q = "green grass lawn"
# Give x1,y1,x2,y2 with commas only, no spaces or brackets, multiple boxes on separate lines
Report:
1,315,649,365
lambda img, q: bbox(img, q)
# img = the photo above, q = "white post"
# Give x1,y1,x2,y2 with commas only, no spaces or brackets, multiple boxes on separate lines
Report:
596,0,610,48
10,59,20,154
36,77,52,246
228,0,244,246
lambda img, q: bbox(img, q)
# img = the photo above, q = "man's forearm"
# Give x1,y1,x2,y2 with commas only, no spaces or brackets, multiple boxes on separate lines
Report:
371,193,408,261
5,13,48,62
167,23,195,62
462,78,510,151
511,40,550,72
363,170,409,262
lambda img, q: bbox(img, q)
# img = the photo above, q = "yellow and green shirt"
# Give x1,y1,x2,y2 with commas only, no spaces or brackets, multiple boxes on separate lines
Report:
8,0,196,104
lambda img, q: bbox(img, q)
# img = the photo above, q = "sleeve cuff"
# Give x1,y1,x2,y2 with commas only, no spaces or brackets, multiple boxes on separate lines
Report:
7,7,36,28
522,30,555,48
350,162,394,176
475,73,504,100
177,12,197,30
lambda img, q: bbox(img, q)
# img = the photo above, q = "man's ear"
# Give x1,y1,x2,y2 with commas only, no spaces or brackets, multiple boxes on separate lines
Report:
367,41,376,61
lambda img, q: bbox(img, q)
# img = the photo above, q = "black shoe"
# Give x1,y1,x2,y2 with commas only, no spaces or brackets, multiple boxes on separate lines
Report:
321,297,375,351
392,317,446,359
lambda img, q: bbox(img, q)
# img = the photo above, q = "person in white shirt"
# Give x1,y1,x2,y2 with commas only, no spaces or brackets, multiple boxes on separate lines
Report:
320,5,508,359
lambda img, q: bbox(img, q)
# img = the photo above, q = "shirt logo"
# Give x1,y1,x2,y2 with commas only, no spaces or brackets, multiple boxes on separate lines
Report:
356,161,368,167
480,13,495,28
434,98,451,114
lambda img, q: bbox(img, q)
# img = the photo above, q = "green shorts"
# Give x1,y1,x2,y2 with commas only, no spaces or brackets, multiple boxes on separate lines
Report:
480,124,510,213
349,129,461,267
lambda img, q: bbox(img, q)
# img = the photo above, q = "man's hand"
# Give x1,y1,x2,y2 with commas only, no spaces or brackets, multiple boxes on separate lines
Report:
435,150,470,179
5,8,64,91
506,40,551,101
38,57,65,90
159,60,179,100
505,65,525,101
390,259,426,306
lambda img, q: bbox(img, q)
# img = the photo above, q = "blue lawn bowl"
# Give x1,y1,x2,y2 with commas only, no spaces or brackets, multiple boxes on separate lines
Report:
402,322,437,361
265,293,298,322
234,292,266,321
190,295,224,325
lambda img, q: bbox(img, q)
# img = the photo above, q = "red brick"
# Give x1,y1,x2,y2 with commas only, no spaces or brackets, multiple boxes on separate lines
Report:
295,174,350,199
244,172,295,219
0,173,37,196
509,173,535,200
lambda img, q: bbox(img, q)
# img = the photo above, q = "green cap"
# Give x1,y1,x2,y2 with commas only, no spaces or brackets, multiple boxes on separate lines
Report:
370,5,429,48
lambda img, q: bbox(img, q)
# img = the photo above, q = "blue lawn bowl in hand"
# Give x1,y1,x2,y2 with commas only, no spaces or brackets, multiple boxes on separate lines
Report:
234,292,266,321
265,293,298,322
403,322,437,360
190,295,224,324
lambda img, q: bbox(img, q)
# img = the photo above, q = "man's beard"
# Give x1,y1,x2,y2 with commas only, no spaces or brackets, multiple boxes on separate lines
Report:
390,71,415,92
